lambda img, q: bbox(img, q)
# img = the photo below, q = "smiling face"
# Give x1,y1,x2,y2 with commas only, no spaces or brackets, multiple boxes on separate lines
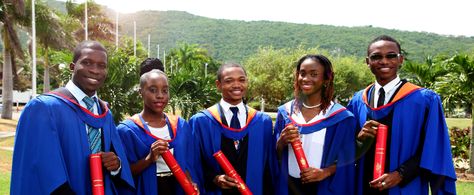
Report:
297,58,326,98
216,66,248,105
366,40,404,86
140,72,169,115
70,48,108,96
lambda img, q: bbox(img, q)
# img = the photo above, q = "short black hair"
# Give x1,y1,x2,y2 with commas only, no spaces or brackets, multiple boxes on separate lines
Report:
72,41,107,63
139,58,165,76
367,35,402,56
139,69,168,89
216,63,247,81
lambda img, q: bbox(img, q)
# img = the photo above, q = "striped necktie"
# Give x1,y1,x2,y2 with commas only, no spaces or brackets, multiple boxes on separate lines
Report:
83,96,101,154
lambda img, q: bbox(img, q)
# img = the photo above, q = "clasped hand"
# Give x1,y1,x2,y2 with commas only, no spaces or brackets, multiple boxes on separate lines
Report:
277,124,300,151
357,120,382,141
214,174,239,189
101,152,120,171
146,140,169,162
300,167,331,184
369,171,403,191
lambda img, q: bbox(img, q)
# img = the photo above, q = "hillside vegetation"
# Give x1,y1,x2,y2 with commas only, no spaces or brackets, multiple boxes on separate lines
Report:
116,10,474,62
38,0,474,62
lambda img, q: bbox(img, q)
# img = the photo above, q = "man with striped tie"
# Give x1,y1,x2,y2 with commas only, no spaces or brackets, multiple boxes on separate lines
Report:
11,41,134,194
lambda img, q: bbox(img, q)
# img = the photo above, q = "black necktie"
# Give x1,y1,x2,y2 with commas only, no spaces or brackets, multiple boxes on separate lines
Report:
377,88,385,108
229,107,240,129
229,107,241,151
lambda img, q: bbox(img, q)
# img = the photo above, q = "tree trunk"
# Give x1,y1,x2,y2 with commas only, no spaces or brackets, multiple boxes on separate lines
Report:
43,47,50,92
469,100,474,173
2,36,14,119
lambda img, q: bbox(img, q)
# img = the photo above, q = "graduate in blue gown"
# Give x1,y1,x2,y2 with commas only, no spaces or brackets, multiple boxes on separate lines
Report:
274,54,356,195
117,69,198,194
11,41,134,194
189,63,277,195
347,35,456,195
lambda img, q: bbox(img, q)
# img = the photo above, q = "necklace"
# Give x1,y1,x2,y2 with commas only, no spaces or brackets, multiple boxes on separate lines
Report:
302,102,321,109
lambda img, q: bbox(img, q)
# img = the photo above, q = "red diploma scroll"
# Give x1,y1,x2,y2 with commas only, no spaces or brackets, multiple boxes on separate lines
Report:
213,150,253,195
291,139,309,170
89,154,104,195
161,150,198,195
373,124,388,180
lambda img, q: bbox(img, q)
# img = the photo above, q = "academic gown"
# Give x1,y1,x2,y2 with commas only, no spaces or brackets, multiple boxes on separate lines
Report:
10,91,134,195
117,113,194,195
188,104,277,195
347,82,456,195
274,101,356,195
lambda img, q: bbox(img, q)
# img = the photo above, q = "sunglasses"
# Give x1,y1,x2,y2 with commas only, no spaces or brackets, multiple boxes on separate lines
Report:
368,53,401,62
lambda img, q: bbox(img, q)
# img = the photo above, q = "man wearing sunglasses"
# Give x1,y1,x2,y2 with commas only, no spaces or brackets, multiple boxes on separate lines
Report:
347,35,456,195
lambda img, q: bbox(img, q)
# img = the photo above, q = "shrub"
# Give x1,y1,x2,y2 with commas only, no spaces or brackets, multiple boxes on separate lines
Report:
449,126,471,160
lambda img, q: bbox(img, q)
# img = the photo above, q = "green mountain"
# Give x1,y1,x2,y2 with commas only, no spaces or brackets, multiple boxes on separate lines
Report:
117,10,474,62
41,1,474,62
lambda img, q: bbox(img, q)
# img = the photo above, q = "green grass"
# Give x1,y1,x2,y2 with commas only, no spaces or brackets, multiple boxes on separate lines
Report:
0,150,12,195
457,181,474,194
446,118,472,129
0,170,10,195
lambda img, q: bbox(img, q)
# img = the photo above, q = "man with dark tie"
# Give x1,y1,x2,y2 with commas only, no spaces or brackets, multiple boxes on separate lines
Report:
189,63,277,194
11,41,134,194
347,35,456,195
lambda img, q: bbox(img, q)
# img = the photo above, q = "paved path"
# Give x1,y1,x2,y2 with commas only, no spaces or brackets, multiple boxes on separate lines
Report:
0,131,15,139
0,131,16,151
0,113,18,151
0,146,13,151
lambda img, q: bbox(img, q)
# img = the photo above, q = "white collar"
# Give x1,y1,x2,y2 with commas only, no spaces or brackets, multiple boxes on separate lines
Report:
219,99,245,113
65,80,98,102
375,76,401,94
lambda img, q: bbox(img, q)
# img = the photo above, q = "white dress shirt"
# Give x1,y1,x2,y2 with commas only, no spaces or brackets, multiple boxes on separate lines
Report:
65,80,121,175
148,125,173,173
286,101,334,178
374,76,402,108
66,81,100,131
219,99,247,127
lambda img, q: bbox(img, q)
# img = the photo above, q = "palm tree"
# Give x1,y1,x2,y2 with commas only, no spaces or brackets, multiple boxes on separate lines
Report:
400,56,448,89
166,43,219,119
444,54,474,172
168,43,210,73
25,0,71,92
1,0,26,119
65,0,115,42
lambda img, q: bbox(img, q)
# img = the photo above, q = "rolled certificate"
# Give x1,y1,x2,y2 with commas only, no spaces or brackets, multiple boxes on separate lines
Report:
213,150,252,195
291,139,309,170
89,154,104,195
373,124,388,180
161,150,198,195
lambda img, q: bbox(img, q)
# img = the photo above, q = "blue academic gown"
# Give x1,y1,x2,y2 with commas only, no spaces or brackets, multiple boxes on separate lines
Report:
347,82,457,195
117,113,194,195
10,91,134,195
188,104,277,195
274,101,356,195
